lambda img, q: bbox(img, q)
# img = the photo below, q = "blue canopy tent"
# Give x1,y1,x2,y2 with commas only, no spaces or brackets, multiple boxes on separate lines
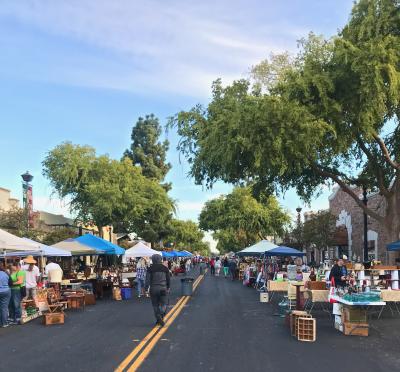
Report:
175,251,192,257
162,251,176,258
75,234,125,255
387,240,400,251
265,246,305,257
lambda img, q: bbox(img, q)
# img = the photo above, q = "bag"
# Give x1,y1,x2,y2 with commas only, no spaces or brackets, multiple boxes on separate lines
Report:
328,278,337,304
20,286,27,298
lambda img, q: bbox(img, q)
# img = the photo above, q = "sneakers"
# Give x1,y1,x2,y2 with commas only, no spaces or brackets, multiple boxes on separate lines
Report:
2,324,9,328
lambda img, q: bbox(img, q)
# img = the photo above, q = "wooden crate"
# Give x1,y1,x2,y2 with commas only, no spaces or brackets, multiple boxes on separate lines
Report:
43,312,65,326
381,290,400,302
297,317,316,342
342,307,367,323
308,281,327,290
290,311,312,337
343,322,368,337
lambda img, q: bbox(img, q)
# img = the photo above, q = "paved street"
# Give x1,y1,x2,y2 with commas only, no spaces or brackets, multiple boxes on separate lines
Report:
1,268,400,372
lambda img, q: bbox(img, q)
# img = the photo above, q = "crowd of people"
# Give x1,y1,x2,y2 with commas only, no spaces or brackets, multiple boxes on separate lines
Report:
0,256,62,328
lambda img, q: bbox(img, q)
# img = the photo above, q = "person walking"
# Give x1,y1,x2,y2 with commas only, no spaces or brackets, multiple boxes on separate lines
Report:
0,264,11,328
215,257,221,276
185,259,191,274
223,257,229,278
136,258,147,298
229,258,237,281
210,257,215,276
9,263,25,325
22,256,40,299
146,254,171,327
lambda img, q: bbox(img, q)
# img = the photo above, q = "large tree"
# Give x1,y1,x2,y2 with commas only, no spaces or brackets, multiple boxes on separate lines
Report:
170,0,400,261
199,187,290,253
164,219,208,253
42,142,174,245
124,114,171,188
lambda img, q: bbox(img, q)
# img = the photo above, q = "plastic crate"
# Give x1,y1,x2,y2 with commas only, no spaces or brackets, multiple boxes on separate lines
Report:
296,317,316,342
121,287,132,300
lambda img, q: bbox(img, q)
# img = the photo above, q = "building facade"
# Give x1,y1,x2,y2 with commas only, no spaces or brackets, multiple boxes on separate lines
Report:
0,187,19,211
329,186,395,263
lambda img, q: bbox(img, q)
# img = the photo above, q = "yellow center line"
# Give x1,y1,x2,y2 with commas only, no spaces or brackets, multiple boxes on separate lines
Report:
127,273,206,372
127,296,191,371
115,296,186,372
115,272,205,372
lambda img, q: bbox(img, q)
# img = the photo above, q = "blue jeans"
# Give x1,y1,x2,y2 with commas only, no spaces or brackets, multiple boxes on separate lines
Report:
0,289,11,326
137,278,145,296
9,289,21,321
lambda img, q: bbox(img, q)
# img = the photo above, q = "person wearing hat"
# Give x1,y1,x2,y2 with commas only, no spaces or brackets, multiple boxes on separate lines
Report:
22,256,40,299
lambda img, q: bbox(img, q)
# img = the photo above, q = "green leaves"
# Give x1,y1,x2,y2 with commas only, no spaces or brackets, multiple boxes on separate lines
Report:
199,187,290,253
42,142,174,242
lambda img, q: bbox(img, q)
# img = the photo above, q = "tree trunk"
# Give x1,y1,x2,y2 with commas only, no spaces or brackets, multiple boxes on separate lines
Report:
384,180,400,264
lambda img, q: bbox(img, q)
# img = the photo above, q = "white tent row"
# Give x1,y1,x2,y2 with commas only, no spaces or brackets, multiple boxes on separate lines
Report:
0,228,41,252
124,241,161,258
236,240,278,256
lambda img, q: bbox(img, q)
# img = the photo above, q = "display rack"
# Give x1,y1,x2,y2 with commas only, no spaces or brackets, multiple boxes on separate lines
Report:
296,317,316,342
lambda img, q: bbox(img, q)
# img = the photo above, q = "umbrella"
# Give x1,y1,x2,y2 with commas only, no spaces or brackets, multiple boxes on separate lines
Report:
75,234,125,255
0,228,41,252
52,238,103,256
264,246,305,257
125,242,161,258
237,240,278,257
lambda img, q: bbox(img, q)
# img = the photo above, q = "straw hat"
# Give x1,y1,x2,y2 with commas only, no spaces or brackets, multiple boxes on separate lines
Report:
24,255,37,264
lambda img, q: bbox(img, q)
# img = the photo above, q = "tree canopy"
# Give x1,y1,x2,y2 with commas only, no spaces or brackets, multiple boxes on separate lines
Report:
170,0,400,246
199,187,290,253
42,142,174,244
124,114,171,188
164,219,209,255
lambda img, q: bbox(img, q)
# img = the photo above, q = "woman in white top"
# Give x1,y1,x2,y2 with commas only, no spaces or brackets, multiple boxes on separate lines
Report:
215,258,222,276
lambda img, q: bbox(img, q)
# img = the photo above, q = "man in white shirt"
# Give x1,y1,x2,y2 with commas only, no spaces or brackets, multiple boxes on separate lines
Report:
22,255,40,299
45,259,62,275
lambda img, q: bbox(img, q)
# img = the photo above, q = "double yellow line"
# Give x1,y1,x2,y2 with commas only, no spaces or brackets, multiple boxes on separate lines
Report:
116,273,205,372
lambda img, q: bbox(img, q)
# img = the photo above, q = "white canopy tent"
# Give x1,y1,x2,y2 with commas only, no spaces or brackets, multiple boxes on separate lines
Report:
124,241,161,258
0,228,41,252
0,238,72,257
52,238,100,256
236,240,278,257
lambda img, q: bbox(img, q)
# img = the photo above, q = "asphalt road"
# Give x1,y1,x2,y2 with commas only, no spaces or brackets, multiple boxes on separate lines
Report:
1,268,400,372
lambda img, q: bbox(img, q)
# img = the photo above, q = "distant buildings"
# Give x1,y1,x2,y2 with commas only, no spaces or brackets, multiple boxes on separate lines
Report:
0,187,19,211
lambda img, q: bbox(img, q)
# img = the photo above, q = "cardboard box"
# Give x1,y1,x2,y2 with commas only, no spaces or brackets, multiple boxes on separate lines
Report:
43,312,65,326
343,322,368,337
84,293,96,305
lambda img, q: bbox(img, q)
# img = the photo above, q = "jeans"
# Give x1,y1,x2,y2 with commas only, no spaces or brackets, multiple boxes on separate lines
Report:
223,267,229,277
150,287,167,322
0,289,11,326
9,289,22,321
137,278,145,296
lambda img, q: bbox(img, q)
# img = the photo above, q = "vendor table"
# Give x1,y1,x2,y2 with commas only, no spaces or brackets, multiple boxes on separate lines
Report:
267,281,288,301
379,290,400,317
304,290,330,314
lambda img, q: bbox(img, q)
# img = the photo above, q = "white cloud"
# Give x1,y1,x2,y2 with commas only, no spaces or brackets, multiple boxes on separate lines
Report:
0,0,298,97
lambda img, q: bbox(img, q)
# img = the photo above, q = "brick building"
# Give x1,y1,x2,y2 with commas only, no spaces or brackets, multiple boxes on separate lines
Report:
329,186,397,263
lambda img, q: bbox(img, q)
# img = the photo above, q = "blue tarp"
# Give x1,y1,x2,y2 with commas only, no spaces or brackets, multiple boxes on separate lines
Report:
162,251,176,258
387,240,400,251
264,246,305,257
75,234,125,255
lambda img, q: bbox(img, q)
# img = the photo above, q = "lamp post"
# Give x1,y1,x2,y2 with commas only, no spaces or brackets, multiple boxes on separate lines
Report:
362,187,369,262
21,171,33,230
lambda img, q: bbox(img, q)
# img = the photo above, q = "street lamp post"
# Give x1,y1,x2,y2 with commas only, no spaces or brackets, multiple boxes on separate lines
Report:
362,187,369,262
21,171,33,230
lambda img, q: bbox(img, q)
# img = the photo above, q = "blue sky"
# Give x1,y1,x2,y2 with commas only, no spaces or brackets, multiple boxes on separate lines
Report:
0,0,354,228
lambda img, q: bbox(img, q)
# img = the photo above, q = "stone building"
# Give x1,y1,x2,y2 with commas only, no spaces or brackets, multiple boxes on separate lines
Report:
329,186,396,263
